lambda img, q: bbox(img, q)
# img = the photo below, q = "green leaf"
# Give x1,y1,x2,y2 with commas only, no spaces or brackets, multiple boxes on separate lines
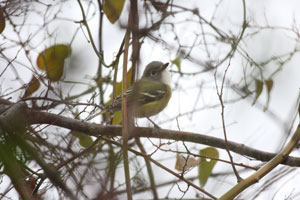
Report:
23,76,40,98
71,131,93,148
264,79,273,111
198,147,219,187
0,8,5,34
103,0,125,24
36,44,71,81
265,79,273,96
252,79,264,105
79,136,94,148
171,56,182,73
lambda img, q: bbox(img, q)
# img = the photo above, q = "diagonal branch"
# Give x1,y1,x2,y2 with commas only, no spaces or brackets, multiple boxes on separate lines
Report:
219,124,300,200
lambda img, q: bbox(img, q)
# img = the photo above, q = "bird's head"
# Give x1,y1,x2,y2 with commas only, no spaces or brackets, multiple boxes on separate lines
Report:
142,61,170,85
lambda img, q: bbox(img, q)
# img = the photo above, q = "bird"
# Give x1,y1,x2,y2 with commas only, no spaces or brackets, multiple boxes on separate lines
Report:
108,61,171,118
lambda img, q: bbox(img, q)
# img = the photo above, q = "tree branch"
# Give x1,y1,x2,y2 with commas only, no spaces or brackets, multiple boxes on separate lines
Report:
219,124,300,199
1,101,294,167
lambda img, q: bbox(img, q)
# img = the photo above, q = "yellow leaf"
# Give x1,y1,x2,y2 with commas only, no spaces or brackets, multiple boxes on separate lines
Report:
198,147,219,187
0,8,5,34
175,154,199,172
111,67,132,99
103,0,125,24
107,68,132,125
23,76,40,97
112,110,122,125
36,44,71,81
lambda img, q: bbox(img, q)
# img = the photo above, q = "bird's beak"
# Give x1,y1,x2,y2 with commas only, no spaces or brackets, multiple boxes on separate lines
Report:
161,62,169,71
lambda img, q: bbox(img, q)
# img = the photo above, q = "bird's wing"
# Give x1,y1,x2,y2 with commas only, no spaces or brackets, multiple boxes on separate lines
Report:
109,81,168,111
132,81,168,105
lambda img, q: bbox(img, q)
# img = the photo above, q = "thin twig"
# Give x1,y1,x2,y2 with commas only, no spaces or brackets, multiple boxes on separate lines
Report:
215,58,242,182
135,138,158,199
103,137,217,199
77,0,107,65
122,29,133,200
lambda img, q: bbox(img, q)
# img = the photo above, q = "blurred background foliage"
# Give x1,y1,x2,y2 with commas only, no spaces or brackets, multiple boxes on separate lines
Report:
1,0,300,199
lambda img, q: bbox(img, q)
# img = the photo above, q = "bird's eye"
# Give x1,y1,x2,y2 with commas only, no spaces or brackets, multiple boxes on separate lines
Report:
150,71,158,76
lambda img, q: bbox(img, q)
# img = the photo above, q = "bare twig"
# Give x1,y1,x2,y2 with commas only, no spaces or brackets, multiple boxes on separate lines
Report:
215,59,242,182
135,138,158,199
122,29,133,199
103,137,217,199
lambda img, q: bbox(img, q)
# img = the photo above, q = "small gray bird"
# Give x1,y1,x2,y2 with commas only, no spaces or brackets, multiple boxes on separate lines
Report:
108,61,171,118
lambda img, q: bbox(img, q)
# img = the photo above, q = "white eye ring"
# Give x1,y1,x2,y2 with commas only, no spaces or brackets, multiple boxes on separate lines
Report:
150,71,158,76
